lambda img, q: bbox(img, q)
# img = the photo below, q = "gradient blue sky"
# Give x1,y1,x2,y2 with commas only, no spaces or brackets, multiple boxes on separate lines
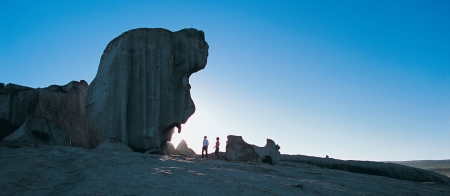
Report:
1,1,449,161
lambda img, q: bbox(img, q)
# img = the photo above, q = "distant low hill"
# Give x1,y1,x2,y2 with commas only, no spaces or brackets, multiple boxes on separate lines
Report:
390,160,450,177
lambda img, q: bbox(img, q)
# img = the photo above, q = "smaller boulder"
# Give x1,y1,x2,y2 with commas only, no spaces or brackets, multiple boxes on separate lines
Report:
175,140,196,157
165,142,176,155
4,116,70,146
226,135,281,165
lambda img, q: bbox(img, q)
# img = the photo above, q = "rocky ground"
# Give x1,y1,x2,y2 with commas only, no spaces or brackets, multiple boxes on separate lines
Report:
1,142,449,196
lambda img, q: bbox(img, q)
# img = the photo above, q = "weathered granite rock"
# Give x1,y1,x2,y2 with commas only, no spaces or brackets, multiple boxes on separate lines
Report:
174,139,196,157
165,141,176,155
0,81,89,147
86,28,208,151
4,116,70,146
226,135,281,165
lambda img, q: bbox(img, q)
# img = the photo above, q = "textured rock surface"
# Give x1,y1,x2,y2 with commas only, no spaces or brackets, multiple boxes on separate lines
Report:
85,28,208,151
174,139,196,157
226,135,281,164
0,81,89,147
3,144,449,195
4,116,70,146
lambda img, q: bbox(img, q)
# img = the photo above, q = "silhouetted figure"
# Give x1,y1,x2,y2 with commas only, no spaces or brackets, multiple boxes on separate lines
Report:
202,136,209,158
326,155,329,159
214,137,220,160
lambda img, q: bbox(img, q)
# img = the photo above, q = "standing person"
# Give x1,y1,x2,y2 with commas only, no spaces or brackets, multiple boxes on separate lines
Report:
202,136,209,158
214,137,220,160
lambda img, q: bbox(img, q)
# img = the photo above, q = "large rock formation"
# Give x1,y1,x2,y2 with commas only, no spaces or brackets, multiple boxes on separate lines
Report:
0,81,89,147
226,135,281,165
85,28,208,151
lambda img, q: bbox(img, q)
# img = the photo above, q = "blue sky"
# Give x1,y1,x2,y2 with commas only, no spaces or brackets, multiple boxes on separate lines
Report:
1,1,449,161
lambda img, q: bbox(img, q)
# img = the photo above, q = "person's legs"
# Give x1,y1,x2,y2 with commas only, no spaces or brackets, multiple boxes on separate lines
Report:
201,146,206,158
215,148,220,159
205,147,208,158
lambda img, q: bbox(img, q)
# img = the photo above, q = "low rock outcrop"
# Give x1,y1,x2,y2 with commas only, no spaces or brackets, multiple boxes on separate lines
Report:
85,28,208,151
0,81,89,147
281,155,450,185
226,135,281,165
174,140,196,157
165,142,176,155
4,116,70,146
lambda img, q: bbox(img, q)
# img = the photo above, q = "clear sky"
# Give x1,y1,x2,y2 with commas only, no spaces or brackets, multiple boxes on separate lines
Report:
1,0,449,161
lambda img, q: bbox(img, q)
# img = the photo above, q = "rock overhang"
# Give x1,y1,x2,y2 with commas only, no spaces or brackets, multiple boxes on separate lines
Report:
85,28,209,151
